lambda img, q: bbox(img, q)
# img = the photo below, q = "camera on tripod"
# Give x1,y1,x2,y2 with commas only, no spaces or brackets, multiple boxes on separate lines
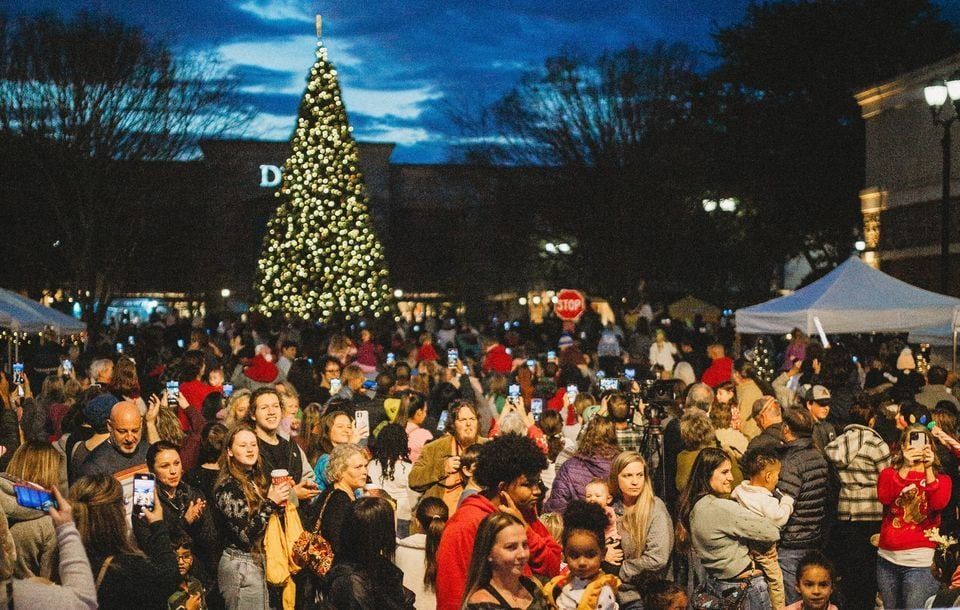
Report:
640,380,681,428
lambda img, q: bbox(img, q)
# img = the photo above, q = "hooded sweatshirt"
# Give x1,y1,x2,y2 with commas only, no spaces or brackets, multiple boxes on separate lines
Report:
394,533,435,610
435,493,561,610
0,476,57,579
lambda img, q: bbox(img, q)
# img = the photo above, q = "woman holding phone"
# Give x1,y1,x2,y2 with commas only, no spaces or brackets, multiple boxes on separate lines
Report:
876,424,952,610
213,423,290,610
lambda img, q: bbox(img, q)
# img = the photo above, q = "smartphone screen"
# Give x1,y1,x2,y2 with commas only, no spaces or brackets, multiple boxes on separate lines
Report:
910,431,927,449
547,350,556,360
625,368,636,380
116,342,124,354
526,359,536,371
531,398,543,421
177,339,185,349
14,484,56,511
436,410,450,433
222,383,234,398
447,348,459,368
12,362,23,385
128,335,136,346
600,378,618,391
386,352,395,365
354,410,370,438
62,359,73,373
330,378,341,394
566,384,578,395
165,380,180,407
133,473,156,511
508,384,521,398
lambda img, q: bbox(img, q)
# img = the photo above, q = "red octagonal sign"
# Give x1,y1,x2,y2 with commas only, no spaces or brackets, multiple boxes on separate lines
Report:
555,289,586,321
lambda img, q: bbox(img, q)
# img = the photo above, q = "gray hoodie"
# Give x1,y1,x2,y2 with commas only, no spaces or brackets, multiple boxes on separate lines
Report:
690,494,780,580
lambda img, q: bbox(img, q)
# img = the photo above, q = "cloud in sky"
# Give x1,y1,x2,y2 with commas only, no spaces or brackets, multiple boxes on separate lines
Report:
9,0,955,162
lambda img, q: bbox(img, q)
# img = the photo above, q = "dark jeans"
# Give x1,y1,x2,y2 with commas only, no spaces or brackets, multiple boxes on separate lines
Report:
778,547,808,605
833,520,881,610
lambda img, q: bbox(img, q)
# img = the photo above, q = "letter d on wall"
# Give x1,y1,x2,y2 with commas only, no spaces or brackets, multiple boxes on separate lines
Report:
259,165,282,187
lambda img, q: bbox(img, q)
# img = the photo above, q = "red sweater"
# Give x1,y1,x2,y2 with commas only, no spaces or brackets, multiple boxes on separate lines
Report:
435,494,562,610
180,380,217,409
877,467,952,552
701,357,733,388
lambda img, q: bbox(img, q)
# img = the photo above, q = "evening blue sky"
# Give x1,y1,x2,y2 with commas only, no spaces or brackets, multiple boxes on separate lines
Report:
2,0,959,162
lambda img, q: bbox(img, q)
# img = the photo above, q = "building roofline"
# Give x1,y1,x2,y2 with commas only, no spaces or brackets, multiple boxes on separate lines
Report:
855,51,960,118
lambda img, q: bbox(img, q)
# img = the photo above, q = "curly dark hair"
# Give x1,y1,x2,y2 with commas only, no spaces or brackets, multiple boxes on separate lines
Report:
474,434,547,489
561,499,608,549
371,423,410,481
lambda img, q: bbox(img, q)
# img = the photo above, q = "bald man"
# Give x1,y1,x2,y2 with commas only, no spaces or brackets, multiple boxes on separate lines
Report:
78,400,149,478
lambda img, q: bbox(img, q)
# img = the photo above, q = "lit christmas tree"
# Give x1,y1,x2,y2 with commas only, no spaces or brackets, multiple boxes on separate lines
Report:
255,18,392,323
753,336,775,383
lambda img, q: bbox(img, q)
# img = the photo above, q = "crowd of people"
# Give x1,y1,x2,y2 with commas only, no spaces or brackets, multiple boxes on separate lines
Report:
1,308,960,610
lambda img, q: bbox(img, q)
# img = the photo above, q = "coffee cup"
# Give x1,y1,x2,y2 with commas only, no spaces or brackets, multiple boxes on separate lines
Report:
271,469,292,487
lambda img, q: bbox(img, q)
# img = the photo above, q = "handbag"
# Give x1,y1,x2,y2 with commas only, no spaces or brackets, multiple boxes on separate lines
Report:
291,491,335,577
692,577,749,610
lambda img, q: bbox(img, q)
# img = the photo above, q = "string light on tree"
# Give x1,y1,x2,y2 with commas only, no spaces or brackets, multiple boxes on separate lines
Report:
255,15,392,323
753,336,775,383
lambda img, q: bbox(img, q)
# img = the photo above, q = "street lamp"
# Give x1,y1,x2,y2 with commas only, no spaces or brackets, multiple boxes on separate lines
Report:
220,288,231,298
924,71,960,294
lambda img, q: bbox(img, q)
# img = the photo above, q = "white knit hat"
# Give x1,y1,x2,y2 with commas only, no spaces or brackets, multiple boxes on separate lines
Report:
896,347,916,371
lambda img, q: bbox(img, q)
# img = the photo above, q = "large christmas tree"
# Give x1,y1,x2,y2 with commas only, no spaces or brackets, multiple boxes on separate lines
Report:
255,22,392,323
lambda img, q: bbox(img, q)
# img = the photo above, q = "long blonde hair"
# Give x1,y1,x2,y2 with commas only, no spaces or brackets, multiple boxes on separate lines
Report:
7,441,62,489
609,451,655,553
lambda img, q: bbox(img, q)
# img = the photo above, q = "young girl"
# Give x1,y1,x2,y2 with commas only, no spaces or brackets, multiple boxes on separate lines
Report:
784,551,837,610
543,500,620,610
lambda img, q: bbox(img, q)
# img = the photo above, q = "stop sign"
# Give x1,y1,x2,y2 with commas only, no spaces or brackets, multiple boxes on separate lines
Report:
555,289,586,321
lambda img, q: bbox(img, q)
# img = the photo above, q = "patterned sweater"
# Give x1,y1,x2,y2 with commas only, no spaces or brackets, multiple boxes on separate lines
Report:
214,476,279,553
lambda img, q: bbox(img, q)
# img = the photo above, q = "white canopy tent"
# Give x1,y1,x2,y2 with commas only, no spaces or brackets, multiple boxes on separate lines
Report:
0,288,86,335
736,256,960,335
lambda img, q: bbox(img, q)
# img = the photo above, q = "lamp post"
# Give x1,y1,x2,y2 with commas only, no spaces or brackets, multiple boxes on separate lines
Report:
924,72,960,294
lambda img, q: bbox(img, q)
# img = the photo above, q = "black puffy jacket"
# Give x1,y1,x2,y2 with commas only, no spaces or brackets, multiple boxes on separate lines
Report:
777,437,829,549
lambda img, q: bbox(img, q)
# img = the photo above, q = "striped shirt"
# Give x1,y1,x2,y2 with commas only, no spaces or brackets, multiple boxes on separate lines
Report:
824,424,891,521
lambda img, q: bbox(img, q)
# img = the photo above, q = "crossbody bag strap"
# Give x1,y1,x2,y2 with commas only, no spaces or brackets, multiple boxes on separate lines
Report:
95,555,115,592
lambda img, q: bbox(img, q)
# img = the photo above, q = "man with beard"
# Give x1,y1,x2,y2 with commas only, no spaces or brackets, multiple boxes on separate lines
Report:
409,399,487,516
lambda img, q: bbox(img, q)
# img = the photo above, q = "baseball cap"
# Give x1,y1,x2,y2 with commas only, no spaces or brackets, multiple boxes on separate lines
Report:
750,396,778,420
805,385,831,404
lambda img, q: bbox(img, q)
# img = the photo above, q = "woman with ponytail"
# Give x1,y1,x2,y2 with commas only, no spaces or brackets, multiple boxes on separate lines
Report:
395,497,449,609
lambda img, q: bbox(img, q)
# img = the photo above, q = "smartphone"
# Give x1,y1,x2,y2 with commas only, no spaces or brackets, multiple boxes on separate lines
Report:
526,359,536,372
547,350,556,360
354,410,370,438
62,359,73,374
600,378,618,391
362,379,378,391
447,348,459,369
329,378,342,394
12,362,23,386
128,335,136,346
531,398,543,422
222,383,234,398
133,473,156,512
566,384,579,395
177,339,185,349
116,342,124,354
436,410,450,433
909,430,928,449
165,380,180,408
625,368,636,380
596,370,606,379
852,356,859,364
386,352,396,365
1,474,57,510
508,384,521,398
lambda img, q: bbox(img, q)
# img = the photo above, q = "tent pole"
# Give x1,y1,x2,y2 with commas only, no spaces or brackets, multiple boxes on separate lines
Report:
954,329,957,374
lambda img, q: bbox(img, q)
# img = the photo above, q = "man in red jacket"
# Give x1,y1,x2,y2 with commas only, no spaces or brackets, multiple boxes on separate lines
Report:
701,343,733,388
435,434,562,610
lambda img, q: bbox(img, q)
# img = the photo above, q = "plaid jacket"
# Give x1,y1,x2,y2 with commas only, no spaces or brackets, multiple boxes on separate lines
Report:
616,425,643,454
824,424,891,521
